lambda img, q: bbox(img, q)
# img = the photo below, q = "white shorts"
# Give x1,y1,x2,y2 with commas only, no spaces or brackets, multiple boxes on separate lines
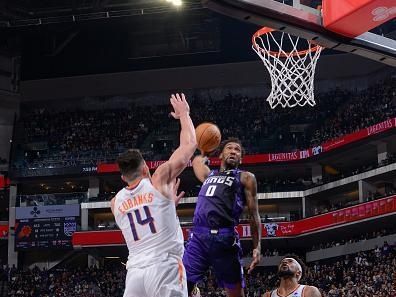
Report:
123,254,187,297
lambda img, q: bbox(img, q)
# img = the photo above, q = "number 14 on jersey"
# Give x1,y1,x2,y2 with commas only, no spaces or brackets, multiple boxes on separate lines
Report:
127,206,157,241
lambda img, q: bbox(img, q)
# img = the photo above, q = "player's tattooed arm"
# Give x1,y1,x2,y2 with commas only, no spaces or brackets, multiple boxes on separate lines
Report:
242,171,261,273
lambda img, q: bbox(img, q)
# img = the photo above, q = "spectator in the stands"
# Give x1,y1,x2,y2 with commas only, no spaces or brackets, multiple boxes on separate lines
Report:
14,76,396,170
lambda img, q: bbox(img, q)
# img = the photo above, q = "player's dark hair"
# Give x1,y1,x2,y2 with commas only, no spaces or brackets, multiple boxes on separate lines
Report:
219,137,245,156
281,254,306,281
116,149,145,181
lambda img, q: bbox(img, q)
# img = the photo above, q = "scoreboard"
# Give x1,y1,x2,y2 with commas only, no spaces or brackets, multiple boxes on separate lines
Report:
15,204,79,250
15,216,77,249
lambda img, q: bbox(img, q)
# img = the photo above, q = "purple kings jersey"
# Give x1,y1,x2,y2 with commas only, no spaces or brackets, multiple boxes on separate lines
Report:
193,169,246,228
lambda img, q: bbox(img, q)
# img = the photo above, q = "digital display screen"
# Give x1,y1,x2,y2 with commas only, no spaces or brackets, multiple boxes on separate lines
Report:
15,216,78,249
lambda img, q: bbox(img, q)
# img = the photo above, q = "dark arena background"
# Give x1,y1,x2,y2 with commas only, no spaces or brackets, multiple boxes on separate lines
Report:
0,0,395,296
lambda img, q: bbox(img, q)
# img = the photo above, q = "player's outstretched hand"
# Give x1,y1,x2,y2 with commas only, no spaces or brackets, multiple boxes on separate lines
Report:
170,93,190,120
247,248,261,274
173,178,185,206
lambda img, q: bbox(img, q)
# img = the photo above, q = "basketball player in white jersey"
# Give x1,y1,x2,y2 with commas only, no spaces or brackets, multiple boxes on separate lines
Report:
264,256,321,297
111,93,196,297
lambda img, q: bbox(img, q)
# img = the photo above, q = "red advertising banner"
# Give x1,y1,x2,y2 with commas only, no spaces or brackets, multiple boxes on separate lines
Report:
320,118,395,152
72,230,124,246
0,175,10,189
97,118,396,173
0,225,8,239
72,196,396,247
258,195,396,237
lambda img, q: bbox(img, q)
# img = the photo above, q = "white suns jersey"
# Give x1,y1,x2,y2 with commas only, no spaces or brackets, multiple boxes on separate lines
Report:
113,178,184,269
271,285,306,297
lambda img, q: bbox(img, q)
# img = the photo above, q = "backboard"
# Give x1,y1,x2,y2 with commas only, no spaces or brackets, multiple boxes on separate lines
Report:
203,0,396,67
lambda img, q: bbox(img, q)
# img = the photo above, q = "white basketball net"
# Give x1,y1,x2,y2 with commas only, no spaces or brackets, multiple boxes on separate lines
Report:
253,28,324,109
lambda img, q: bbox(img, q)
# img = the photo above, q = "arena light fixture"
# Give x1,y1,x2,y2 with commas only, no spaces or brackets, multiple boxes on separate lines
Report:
172,0,182,6
165,0,182,6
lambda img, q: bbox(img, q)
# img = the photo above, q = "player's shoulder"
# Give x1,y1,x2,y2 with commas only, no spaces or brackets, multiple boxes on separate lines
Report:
115,187,127,196
111,189,122,204
114,186,134,200
240,170,256,183
240,170,255,177
303,285,321,297
110,196,116,214
111,190,125,215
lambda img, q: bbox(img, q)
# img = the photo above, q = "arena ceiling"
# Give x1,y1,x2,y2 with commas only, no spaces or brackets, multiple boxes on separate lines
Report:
0,0,205,26
0,0,261,80
0,0,394,80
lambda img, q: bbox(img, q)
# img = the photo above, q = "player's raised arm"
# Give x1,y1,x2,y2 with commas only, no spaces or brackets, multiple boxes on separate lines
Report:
242,171,261,274
152,93,197,191
192,154,211,183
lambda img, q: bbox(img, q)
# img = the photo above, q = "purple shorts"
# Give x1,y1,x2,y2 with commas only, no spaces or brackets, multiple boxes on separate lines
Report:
182,226,245,289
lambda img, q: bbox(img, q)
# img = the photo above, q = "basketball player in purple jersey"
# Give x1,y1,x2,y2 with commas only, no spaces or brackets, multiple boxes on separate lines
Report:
183,138,261,297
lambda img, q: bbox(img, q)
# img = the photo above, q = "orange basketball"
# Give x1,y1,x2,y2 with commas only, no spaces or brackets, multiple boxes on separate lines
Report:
195,122,221,153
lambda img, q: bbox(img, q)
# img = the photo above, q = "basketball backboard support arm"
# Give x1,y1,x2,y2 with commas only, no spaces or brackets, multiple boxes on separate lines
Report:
203,0,396,67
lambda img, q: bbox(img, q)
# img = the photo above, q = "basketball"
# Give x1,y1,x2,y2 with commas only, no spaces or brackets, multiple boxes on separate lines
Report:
195,122,221,153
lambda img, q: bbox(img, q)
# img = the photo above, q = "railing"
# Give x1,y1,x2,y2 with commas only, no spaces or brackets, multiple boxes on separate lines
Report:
73,195,396,246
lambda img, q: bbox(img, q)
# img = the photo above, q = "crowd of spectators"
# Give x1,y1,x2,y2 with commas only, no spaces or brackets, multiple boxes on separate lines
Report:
306,246,394,297
308,80,396,146
5,265,124,297
16,104,168,168
197,244,395,297
13,75,396,170
4,243,394,297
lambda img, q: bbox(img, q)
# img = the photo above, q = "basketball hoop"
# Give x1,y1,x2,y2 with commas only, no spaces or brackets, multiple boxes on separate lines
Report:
252,27,324,109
